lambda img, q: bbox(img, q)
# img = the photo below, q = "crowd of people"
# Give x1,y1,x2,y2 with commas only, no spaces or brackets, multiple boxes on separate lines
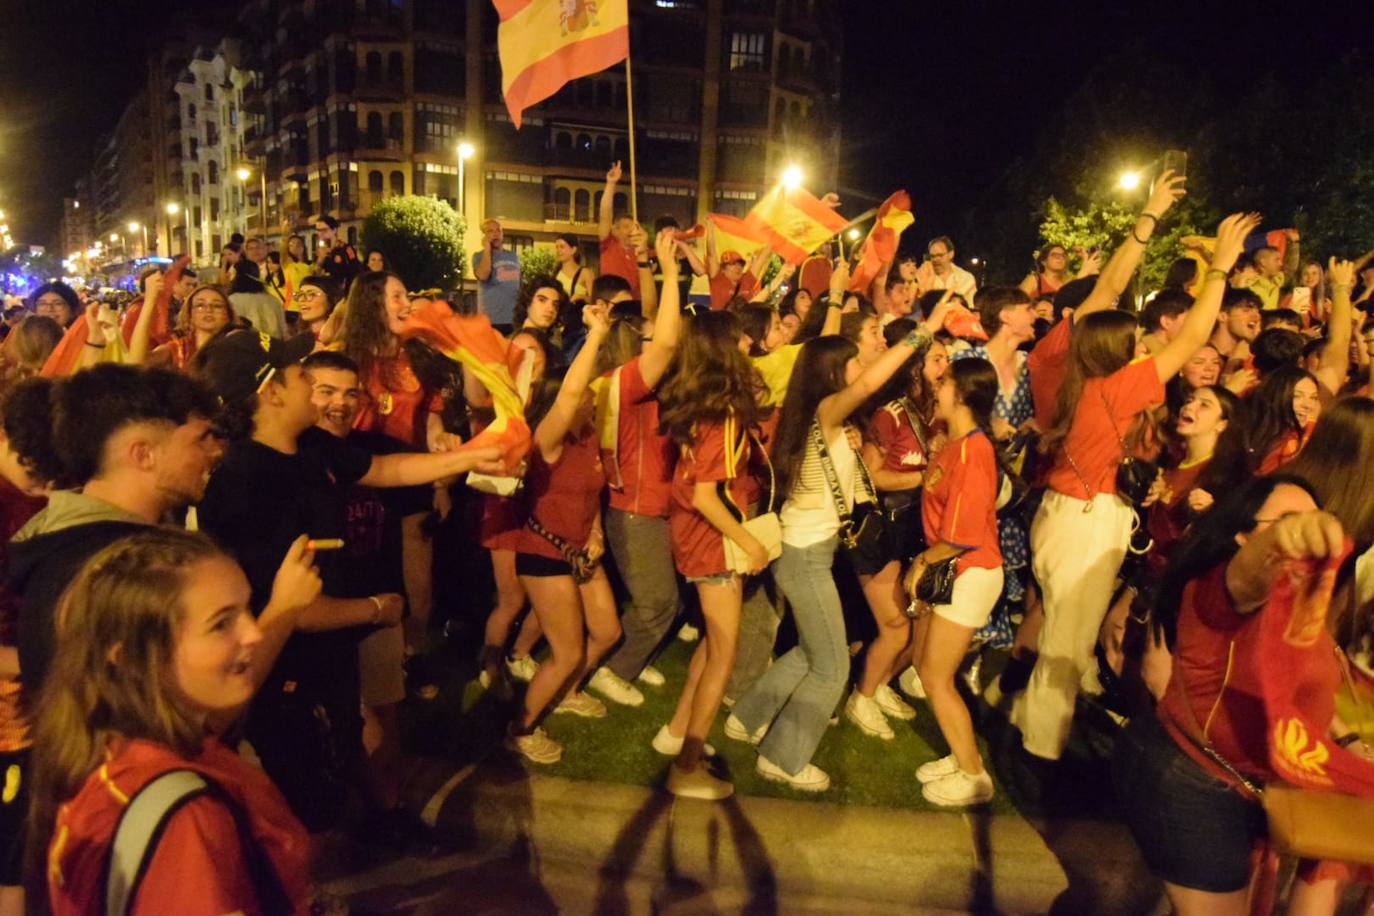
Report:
0,161,1371,914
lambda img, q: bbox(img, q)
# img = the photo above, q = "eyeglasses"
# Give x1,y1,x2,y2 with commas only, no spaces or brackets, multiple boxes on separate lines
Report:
292,289,323,301
191,301,228,312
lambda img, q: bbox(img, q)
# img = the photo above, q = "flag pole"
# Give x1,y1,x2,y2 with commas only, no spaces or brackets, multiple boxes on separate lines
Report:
623,57,638,223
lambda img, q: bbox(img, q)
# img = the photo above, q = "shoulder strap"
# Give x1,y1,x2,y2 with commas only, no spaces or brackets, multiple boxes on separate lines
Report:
810,422,853,523
105,768,293,916
896,398,930,455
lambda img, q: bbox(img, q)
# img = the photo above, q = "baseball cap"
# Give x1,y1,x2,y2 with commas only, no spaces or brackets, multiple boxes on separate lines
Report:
195,328,316,407
720,250,746,266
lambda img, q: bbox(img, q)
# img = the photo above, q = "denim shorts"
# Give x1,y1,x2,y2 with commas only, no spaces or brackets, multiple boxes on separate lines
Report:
687,571,737,586
1113,713,1265,893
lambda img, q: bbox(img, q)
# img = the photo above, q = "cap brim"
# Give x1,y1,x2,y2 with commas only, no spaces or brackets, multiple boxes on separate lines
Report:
269,333,317,368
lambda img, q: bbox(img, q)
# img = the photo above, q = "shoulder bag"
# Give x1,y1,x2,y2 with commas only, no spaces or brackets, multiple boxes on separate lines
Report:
721,416,782,575
810,422,891,569
1101,389,1158,507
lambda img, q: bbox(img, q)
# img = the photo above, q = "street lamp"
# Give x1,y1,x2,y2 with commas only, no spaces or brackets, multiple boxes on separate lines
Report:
165,202,183,257
846,228,861,241
456,140,475,220
781,164,803,190
1117,170,1142,191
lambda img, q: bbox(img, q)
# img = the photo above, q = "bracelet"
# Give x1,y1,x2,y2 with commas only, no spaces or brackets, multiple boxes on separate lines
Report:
902,327,933,349
1132,229,1152,245
1204,268,1229,283
637,261,651,267
368,595,384,624
1335,732,1360,748
84,340,106,349
1332,283,1353,292
1140,212,1160,223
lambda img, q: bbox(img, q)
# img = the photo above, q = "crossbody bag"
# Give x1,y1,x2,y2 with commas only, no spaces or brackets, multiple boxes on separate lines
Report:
719,414,782,574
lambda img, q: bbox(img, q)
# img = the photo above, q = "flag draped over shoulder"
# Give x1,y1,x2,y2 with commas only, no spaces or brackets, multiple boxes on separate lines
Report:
743,185,848,265
849,191,913,293
1243,547,1374,796
494,0,630,129
399,301,531,472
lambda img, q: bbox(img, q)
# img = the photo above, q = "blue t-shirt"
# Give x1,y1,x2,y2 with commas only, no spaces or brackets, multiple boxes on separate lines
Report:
473,248,521,326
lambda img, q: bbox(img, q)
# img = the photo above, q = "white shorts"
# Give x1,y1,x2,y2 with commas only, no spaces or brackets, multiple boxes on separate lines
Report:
358,623,406,708
933,565,1004,629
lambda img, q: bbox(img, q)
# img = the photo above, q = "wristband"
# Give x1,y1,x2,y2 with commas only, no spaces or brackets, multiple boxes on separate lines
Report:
1132,229,1152,245
1140,212,1160,223
902,327,933,349
368,595,385,624
1205,268,1228,283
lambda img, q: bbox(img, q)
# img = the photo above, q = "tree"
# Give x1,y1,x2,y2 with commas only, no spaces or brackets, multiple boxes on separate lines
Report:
518,245,557,282
360,196,465,290
1036,195,1210,294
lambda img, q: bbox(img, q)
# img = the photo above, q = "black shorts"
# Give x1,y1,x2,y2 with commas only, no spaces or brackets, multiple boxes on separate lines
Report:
1113,713,1265,893
0,748,29,886
515,551,572,578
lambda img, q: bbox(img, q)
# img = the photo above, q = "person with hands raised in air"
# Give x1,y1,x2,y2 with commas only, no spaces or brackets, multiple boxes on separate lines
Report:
598,161,655,304
505,303,620,764
1007,209,1261,763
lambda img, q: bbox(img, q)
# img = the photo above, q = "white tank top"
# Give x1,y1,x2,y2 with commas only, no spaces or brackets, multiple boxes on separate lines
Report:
781,424,867,547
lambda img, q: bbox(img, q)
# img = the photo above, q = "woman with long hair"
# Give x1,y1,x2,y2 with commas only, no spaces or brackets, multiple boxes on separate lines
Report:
226,259,287,340
1018,244,1073,299
553,233,593,306
29,529,321,914
1147,386,1241,559
0,318,62,384
1008,212,1258,762
1165,342,1225,418
1286,395,1374,550
657,310,768,800
729,322,940,791
339,270,452,693
902,358,1004,805
149,285,236,372
289,277,339,341
1245,364,1320,475
505,305,617,762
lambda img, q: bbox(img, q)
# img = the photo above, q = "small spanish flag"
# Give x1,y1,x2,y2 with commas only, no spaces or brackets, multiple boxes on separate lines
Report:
495,0,630,129
849,191,914,293
743,185,848,266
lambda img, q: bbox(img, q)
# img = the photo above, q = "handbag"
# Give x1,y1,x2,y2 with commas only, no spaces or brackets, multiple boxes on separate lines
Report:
913,556,958,605
1101,389,1158,506
1173,643,1374,865
810,422,891,561
720,418,783,575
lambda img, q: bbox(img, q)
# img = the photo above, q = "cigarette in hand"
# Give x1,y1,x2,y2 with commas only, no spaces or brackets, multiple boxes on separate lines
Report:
306,538,345,551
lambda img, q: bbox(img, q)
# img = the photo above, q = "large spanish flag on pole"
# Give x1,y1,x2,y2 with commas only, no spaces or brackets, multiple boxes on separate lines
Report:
495,0,630,129
849,191,914,293
743,185,848,266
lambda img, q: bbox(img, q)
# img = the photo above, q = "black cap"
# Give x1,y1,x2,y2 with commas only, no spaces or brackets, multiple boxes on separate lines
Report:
196,329,316,407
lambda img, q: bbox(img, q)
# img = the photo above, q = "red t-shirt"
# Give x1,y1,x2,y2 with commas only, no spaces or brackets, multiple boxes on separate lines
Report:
479,492,525,551
1027,318,1073,432
48,738,312,916
353,349,446,449
605,358,676,518
1045,357,1165,499
517,431,606,561
670,419,754,578
869,400,928,474
1146,459,1207,571
0,478,43,752
1257,421,1314,475
709,270,759,311
599,236,642,299
1157,564,1342,785
922,430,1001,573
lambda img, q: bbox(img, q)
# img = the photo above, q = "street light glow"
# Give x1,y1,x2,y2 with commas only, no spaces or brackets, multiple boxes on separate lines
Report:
236,166,252,182
109,233,118,243
1118,170,1141,191
165,202,180,215
127,222,140,232
846,228,861,241
781,164,803,190
971,257,981,265
457,141,475,160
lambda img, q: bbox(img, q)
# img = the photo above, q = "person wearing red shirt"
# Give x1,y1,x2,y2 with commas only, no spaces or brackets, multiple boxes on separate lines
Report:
1008,209,1258,763
31,529,322,916
597,161,656,303
657,310,770,801
707,246,764,312
506,305,617,765
584,232,685,712
903,359,1003,806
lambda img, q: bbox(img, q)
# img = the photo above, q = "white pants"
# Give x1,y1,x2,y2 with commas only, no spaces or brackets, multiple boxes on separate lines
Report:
1010,490,1133,760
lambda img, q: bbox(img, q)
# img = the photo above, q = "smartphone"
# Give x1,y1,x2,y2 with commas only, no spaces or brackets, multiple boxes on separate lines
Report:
1290,286,1312,316
1162,148,1188,181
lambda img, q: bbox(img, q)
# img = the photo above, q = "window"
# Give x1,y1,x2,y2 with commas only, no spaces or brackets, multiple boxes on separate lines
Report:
205,83,214,101
596,82,613,108
387,51,404,86
388,112,404,143
208,160,219,184
555,131,571,150
729,33,767,72
366,52,382,84
366,112,384,145
594,135,610,157
368,170,384,192
553,187,571,220
574,188,591,222
191,172,202,194
229,105,238,127
390,170,404,195
188,103,197,121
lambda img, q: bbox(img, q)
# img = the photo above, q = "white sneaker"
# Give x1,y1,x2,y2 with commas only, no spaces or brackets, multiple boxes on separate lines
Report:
723,713,766,745
915,753,960,784
898,666,926,699
678,623,700,643
650,724,715,757
554,691,607,718
637,665,665,687
506,727,562,764
874,683,917,721
588,667,644,707
921,768,994,807
666,763,733,800
756,755,830,792
506,654,538,682
844,692,894,740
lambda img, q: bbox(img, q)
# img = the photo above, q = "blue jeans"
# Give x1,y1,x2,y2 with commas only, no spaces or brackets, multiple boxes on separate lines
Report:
733,537,849,776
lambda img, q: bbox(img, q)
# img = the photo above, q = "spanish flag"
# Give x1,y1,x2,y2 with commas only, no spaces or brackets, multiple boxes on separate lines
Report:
849,191,914,293
743,185,848,265
706,213,768,258
495,0,630,129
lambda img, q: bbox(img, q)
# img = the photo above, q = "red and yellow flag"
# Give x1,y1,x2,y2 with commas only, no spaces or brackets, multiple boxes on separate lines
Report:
849,191,914,293
743,185,848,265
494,0,630,129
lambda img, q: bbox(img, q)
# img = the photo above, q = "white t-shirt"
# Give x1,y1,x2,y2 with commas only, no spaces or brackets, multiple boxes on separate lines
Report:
780,424,869,547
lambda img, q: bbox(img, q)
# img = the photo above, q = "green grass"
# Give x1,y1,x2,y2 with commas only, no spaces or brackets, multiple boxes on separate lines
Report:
401,633,1123,820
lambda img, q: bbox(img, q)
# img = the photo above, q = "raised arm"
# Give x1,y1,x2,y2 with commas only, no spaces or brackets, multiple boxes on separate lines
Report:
640,230,683,387
1280,230,1301,286
473,228,494,282
1226,509,1344,613
533,304,611,457
126,269,166,365
705,222,719,277
1079,172,1187,318
599,161,621,241
817,305,949,426
678,238,707,276
1155,213,1260,382
1314,257,1355,396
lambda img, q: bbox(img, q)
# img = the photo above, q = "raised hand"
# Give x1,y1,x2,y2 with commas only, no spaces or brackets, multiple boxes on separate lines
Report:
582,302,611,337
1328,256,1355,290
605,161,623,185
1146,169,1187,216
1212,212,1263,273
655,229,679,277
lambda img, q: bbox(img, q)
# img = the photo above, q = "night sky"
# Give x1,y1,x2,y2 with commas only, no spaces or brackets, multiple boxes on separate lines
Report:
3,1,1371,248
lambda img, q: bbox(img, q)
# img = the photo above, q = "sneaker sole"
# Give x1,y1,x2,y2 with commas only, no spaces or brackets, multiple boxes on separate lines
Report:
553,704,607,718
915,762,960,784
756,763,829,793
588,681,644,707
921,784,993,807
505,738,562,765
844,708,894,741
876,702,917,721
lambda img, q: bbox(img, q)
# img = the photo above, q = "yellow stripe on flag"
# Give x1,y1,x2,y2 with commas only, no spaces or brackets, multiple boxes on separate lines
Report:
496,0,630,128
744,186,848,265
